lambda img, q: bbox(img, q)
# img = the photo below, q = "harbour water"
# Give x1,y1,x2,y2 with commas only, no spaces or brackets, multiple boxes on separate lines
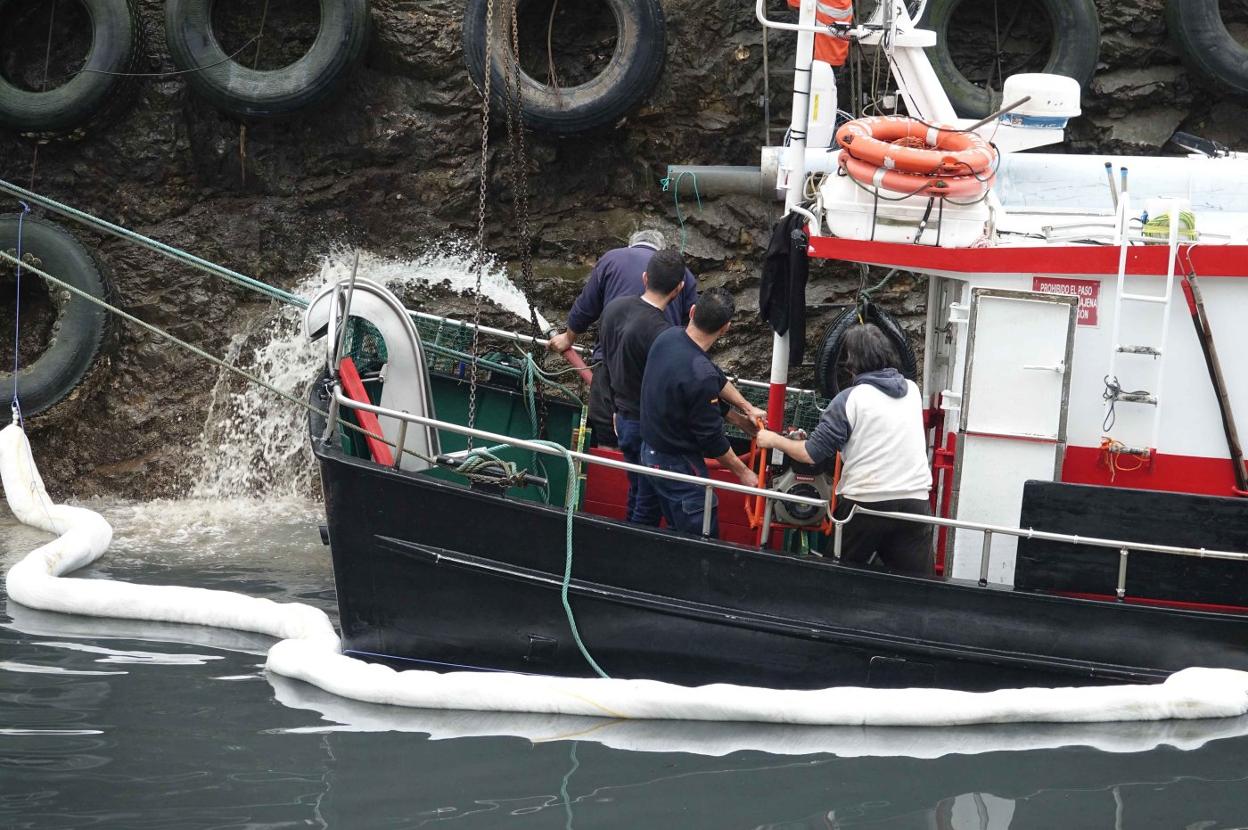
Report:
5,501,1248,828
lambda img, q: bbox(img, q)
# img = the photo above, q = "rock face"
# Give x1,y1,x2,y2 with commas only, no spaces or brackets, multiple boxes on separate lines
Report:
0,0,1238,498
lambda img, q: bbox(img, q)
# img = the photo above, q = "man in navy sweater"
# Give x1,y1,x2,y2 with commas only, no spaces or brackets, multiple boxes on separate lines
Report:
640,289,759,538
547,230,697,446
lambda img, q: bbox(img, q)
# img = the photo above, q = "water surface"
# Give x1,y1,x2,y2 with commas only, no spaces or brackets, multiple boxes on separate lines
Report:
3,502,1248,828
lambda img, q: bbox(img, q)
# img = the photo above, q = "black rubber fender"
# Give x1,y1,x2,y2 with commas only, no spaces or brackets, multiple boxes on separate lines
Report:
814,302,918,399
463,0,667,134
164,0,370,119
0,0,145,138
0,215,109,416
1167,0,1248,98
919,0,1100,119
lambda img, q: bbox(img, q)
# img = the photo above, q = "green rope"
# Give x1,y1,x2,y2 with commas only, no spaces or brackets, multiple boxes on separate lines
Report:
529,437,608,679
0,248,430,466
660,170,702,254
0,178,305,308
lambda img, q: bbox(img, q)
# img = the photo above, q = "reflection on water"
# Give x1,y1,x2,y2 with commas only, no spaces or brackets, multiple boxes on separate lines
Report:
3,503,1248,828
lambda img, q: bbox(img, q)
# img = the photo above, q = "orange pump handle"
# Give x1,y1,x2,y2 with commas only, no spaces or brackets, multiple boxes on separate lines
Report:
744,418,769,529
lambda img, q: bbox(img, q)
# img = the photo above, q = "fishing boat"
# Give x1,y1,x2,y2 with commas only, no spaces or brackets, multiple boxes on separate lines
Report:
306,0,1248,692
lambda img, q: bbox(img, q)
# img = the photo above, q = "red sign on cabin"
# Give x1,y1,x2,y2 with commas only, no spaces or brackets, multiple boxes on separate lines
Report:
1032,276,1100,326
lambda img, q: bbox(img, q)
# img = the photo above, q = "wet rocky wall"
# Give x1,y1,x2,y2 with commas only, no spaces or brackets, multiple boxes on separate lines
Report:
0,0,1240,499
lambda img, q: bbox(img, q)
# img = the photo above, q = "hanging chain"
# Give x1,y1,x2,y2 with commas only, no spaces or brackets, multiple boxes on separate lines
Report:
467,0,497,446
502,0,548,435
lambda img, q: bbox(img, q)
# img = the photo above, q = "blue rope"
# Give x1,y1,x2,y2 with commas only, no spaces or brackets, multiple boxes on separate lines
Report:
10,201,30,427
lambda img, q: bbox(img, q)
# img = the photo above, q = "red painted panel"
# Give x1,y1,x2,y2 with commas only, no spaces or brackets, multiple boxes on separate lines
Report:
338,358,395,466
806,236,1248,278
1054,591,1248,616
1062,445,1248,499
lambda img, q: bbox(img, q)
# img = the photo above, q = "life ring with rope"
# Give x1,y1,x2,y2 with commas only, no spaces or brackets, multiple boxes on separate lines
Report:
462,0,668,133
839,154,993,199
0,214,110,417
835,116,997,177
0,0,146,139
164,0,370,119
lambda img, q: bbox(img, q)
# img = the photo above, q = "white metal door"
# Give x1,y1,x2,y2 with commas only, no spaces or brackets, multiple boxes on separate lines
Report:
950,288,1078,585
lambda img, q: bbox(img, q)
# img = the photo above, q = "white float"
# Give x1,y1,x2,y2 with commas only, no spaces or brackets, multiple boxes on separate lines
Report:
4,421,1248,726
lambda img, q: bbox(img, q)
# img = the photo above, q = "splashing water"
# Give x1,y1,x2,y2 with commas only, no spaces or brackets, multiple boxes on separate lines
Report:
189,245,550,504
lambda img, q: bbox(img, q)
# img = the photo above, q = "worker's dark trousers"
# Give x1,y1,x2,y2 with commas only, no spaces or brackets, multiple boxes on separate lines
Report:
641,444,718,538
833,496,934,576
588,363,618,448
614,417,662,526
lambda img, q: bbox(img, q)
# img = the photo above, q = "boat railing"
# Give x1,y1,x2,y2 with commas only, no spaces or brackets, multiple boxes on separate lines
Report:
329,389,1248,598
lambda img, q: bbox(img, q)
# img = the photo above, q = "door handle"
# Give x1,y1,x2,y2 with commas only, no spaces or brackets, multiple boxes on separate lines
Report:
1023,362,1065,373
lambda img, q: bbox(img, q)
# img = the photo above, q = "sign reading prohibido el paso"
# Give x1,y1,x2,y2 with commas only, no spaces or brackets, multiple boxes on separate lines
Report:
1032,276,1100,326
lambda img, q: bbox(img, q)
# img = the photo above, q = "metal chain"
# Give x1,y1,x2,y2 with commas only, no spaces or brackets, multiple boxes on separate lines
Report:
468,0,497,446
503,0,548,435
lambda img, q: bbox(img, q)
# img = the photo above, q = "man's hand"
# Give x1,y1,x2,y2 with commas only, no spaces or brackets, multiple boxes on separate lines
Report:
737,467,759,488
546,330,576,354
726,410,759,436
744,403,767,424
755,428,781,449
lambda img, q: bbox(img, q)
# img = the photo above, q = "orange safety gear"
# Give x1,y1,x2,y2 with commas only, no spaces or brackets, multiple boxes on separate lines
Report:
787,0,853,67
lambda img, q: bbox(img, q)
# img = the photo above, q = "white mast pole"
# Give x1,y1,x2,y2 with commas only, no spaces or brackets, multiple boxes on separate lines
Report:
767,0,817,430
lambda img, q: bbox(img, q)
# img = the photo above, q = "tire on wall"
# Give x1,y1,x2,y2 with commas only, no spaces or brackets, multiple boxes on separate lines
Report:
0,215,109,417
463,0,667,133
0,0,145,139
164,0,370,119
1167,0,1248,99
814,303,918,399
919,0,1100,119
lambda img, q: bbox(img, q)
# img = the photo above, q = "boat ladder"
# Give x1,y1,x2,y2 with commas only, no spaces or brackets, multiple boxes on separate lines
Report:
1101,193,1183,458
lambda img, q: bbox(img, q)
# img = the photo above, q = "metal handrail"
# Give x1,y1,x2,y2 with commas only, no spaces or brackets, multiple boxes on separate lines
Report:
330,390,1248,593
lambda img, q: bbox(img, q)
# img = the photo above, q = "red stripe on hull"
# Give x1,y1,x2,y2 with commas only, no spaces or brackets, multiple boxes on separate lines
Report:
1062,446,1248,499
807,236,1248,278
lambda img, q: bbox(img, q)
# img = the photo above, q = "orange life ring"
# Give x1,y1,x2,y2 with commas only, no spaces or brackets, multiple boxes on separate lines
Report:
835,115,997,177
840,154,993,199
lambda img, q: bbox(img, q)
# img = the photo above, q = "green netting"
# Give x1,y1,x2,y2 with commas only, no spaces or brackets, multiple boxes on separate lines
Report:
728,381,828,438
411,315,476,375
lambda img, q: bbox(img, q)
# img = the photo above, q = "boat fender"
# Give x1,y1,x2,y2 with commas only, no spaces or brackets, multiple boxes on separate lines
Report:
814,303,918,399
164,0,371,119
1167,0,1248,99
919,0,1100,119
463,0,667,134
0,215,110,416
0,0,146,138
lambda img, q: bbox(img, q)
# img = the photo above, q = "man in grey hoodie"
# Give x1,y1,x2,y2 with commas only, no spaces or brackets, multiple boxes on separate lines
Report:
756,323,933,574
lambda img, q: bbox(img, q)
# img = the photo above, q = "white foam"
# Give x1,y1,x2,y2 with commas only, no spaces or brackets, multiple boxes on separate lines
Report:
6,421,1248,727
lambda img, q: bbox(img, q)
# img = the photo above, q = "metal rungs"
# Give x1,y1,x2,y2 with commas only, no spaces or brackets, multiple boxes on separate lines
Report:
1120,292,1169,305
1115,345,1162,357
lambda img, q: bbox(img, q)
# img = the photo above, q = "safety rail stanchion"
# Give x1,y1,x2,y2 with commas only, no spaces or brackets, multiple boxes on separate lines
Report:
833,520,844,559
978,530,993,586
322,392,340,444
701,487,715,538
393,416,409,471
1117,548,1130,600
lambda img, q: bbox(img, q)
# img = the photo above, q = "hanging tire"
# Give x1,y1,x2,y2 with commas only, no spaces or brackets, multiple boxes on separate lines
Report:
1167,0,1248,98
0,0,145,138
814,303,918,399
0,215,109,416
919,0,1100,119
463,0,667,134
164,0,370,119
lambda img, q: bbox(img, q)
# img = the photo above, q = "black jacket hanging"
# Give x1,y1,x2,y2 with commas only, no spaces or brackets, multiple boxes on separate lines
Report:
758,211,810,367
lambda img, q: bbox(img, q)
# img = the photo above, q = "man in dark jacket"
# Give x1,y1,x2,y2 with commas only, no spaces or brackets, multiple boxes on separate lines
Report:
547,230,697,446
756,323,933,574
640,289,760,538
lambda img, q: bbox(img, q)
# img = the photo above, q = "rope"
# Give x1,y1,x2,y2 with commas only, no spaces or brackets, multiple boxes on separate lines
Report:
0,246,433,467
660,170,702,254
83,37,261,77
8,202,31,427
0,178,305,307
1101,375,1150,432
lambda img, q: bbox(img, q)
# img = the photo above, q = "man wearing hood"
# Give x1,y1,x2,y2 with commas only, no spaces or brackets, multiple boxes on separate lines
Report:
756,323,933,574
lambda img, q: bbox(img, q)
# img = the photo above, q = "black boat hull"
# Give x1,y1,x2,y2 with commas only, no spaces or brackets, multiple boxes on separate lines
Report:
314,435,1248,691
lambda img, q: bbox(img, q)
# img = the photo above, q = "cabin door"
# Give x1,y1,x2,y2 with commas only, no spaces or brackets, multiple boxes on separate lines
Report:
949,288,1078,585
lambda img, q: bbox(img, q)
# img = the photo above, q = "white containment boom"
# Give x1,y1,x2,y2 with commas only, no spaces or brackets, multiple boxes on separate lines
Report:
4,421,1248,726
